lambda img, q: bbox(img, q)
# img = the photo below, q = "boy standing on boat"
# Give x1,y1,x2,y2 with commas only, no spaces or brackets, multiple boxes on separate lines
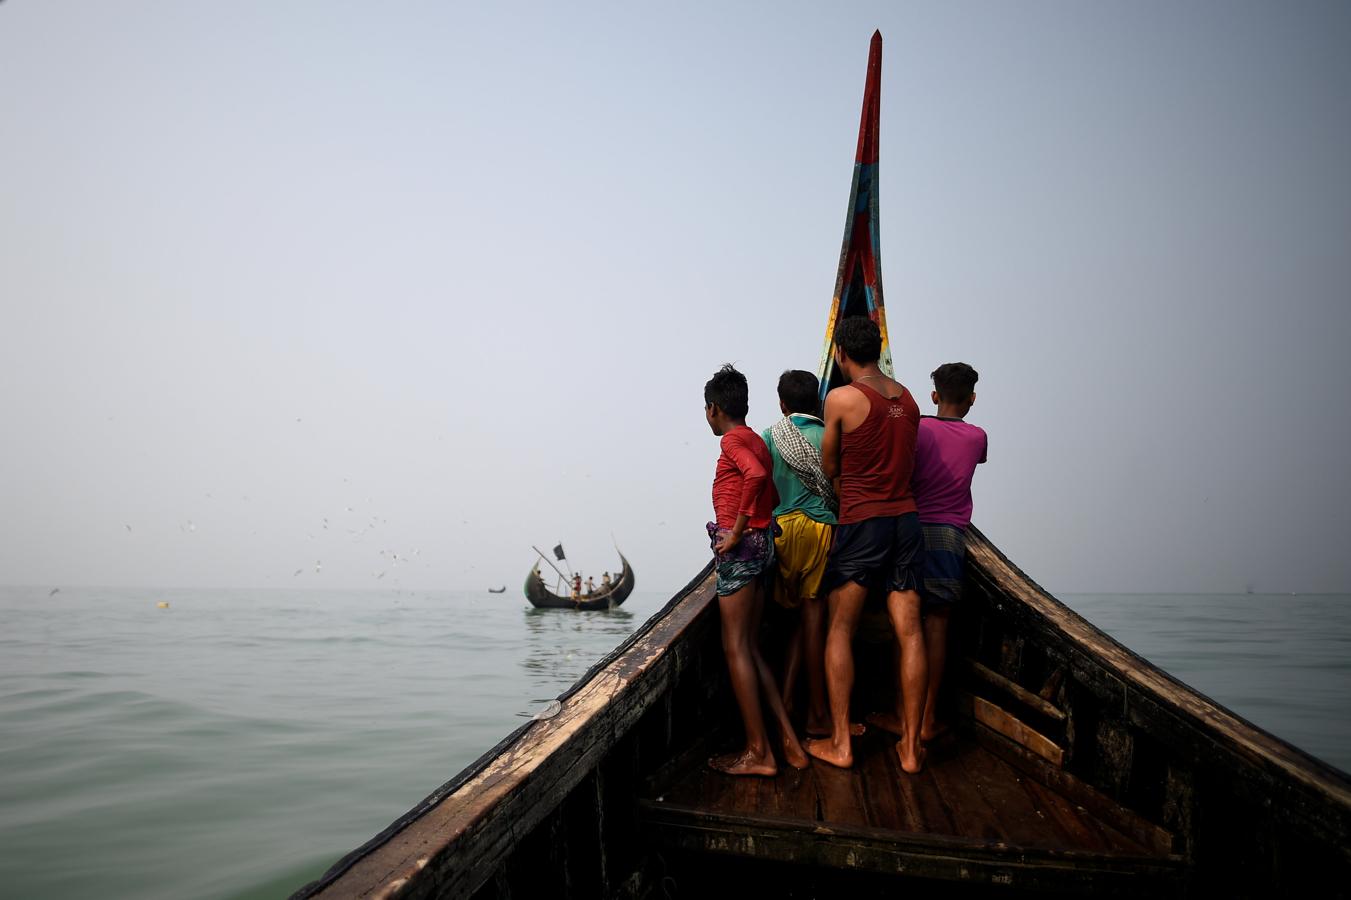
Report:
760,370,837,738
910,363,986,741
805,317,927,774
704,364,808,776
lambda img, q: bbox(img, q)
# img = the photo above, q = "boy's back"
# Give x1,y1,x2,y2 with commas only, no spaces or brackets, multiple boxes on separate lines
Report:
912,417,987,528
762,415,836,525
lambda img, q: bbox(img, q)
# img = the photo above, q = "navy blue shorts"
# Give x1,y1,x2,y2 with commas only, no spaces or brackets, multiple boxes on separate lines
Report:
822,512,924,596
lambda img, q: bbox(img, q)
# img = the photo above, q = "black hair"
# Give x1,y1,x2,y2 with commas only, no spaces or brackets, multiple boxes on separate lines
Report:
777,370,820,416
833,315,882,364
704,364,749,419
931,362,979,403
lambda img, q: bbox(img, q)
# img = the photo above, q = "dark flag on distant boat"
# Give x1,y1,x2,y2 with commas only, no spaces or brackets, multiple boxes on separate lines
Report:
553,543,566,561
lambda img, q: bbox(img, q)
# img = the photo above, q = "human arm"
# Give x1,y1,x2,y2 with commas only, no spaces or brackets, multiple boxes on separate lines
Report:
716,433,769,551
714,513,751,554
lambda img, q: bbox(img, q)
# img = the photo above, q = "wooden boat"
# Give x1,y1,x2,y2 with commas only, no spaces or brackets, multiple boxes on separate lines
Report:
291,32,1351,900
524,554,635,611
487,587,506,594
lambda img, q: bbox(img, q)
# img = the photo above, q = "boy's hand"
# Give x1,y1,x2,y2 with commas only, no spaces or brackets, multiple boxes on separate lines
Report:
714,530,742,554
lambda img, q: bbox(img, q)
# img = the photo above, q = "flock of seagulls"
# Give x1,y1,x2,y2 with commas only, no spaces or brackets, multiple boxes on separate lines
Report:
117,493,429,585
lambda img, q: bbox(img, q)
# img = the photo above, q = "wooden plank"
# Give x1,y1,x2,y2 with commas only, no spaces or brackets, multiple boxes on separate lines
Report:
969,719,1177,856
963,692,1065,767
954,743,1076,850
965,657,1067,721
882,733,955,836
853,731,910,831
638,801,1187,896
1019,777,1115,854
1039,664,1067,702
770,763,819,822
811,754,869,827
924,742,1010,844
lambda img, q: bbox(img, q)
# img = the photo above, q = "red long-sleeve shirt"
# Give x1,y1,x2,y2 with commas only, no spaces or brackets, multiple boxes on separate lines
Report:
711,426,777,530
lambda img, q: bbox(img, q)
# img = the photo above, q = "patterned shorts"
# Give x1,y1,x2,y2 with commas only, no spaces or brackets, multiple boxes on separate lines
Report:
920,523,966,611
708,523,777,597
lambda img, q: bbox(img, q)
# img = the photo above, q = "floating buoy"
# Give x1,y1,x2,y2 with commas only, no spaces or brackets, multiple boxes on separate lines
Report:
156,601,170,609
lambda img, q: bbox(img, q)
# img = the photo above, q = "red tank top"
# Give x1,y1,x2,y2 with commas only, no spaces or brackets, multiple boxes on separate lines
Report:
837,381,920,524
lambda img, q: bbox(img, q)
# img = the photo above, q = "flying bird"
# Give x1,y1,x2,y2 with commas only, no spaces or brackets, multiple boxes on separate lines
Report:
48,588,59,597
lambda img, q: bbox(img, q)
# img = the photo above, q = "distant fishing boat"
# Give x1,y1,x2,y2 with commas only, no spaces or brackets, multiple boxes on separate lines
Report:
291,33,1351,900
524,553,635,611
487,587,506,594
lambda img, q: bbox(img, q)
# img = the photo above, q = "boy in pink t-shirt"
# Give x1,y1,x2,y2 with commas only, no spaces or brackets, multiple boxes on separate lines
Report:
911,363,987,742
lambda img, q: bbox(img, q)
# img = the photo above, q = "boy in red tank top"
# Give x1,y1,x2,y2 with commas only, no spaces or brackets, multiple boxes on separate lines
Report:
703,365,807,776
804,317,929,774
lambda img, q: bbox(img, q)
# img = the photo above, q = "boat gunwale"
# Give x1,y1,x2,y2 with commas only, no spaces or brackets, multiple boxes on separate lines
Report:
290,561,716,900
964,526,1351,821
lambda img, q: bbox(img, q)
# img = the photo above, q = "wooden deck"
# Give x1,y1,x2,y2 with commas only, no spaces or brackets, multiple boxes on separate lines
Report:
640,727,1187,895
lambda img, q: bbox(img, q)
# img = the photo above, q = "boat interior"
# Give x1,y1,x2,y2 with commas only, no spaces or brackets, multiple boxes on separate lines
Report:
298,528,1349,900
633,539,1186,897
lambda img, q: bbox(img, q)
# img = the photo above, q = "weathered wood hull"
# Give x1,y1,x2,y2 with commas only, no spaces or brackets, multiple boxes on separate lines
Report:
291,530,1351,899
525,555,635,610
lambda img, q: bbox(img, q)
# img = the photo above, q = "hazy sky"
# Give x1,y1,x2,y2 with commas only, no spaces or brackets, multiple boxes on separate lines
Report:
2,2,1348,595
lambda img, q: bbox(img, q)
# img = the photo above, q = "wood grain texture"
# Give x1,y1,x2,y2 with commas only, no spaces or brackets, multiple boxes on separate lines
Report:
963,693,1065,767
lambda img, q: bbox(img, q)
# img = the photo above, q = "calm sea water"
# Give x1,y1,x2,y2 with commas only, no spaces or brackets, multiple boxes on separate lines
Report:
1,586,1347,899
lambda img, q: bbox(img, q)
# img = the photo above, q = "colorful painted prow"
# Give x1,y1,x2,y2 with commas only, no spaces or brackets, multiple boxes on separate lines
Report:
817,30,892,408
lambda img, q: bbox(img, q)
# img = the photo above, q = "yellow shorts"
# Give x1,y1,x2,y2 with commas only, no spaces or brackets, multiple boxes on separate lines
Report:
772,510,834,608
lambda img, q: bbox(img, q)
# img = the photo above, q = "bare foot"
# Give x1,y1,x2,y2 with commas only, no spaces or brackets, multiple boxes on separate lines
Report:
865,711,907,738
806,720,866,739
805,737,853,769
920,720,950,742
895,739,927,774
709,750,777,777
782,734,810,770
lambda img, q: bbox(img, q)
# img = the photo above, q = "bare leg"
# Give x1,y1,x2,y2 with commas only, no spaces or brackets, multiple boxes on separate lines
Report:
711,584,776,776
801,594,831,736
866,641,907,737
805,581,867,767
921,607,951,741
749,581,809,769
780,598,803,716
888,588,927,773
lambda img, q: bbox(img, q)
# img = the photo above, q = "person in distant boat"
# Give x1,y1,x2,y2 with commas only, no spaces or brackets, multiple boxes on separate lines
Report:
760,370,838,739
585,575,596,596
572,574,582,600
601,571,612,591
703,364,806,777
906,363,986,743
805,316,926,774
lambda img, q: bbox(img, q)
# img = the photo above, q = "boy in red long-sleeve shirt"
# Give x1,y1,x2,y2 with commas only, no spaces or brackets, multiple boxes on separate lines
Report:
704,365,807,776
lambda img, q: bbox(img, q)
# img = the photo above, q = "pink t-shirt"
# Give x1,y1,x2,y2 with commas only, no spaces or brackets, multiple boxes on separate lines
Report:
911,417,988,528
